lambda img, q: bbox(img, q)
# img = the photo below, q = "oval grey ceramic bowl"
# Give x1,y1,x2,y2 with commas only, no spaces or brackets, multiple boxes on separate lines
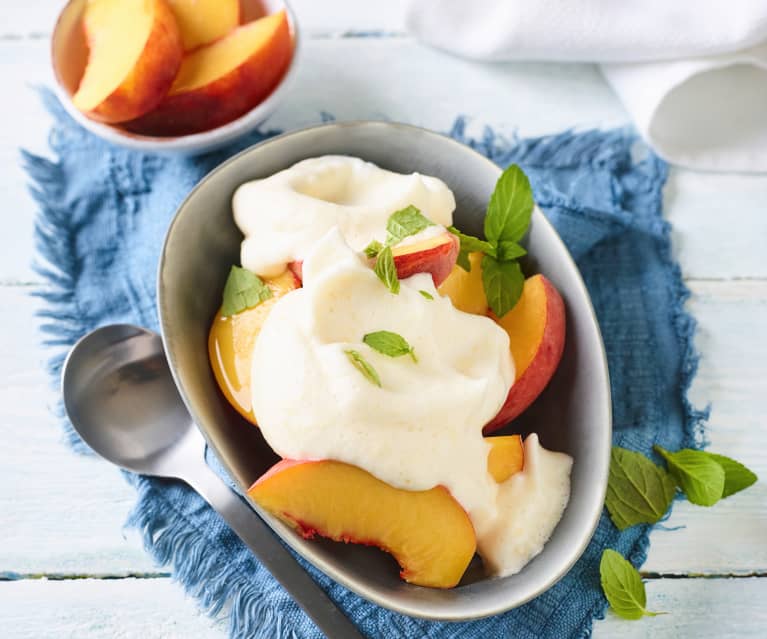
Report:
157,122,611,620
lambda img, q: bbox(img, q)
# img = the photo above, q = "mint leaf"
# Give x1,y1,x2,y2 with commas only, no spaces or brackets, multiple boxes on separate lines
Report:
600,549,664,620
221,266,273,317
419,290,434,300
496,240,527,261
447,226,495,272
374,246,400,294
344,349,381,387
447,226,496,256
484,164,534,245
386,205,433,245
606,446,676,530
364,240,384,258
701,452,758,498
481,255,524,317
363,330,417,362
456,247,472,272
654,446,725,506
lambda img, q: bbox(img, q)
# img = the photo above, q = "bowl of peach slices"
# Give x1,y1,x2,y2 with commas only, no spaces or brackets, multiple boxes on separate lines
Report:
157,122,612,619
51,0,297,154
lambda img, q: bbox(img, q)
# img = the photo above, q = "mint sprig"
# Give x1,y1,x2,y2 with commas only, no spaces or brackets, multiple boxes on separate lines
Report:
600,549,665,620
344,349,381,387
485,164,534,245
448,164,534,317
481,256,524,319
702,451,758,498
385,205,434,245
605,446,676,530
655,446,758,506
365,205,435,263
654,446,724,506
221,266,273,317
364,240,384,258
606,445,757,531
374,246,400,294
363,330,417,362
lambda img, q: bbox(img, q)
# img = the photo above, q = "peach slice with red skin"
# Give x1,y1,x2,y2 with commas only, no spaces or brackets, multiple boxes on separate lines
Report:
290,231,459,288
248,459,477,588
72,0,183,123
247,436,524,588
208,269,299,424
125,10,292,136
484,274,566,432
390,231,459,287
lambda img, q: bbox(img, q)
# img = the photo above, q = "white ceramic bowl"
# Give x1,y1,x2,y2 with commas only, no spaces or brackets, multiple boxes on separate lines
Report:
51,0,299,155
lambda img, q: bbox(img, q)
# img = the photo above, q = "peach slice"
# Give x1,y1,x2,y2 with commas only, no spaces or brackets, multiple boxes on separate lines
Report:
248,459,477,588
438,251,488,315
72,0,183,123
167,0,240,51
487,435,524,482
485,274,566,432
208,269,299,423
289,231,460,288
125,10,292,136
391,231,459,287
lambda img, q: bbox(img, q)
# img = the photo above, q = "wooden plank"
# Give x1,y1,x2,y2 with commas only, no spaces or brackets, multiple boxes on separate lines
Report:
3,0,409,39
642,280,767,574
0,290,156,575
593,577,767,638
1,280,765,576
1,578,225,639
1,576,765,638
665,169,767,280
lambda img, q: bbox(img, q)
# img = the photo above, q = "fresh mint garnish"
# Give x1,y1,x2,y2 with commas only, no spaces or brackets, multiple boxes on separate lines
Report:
221,266,273,317
385,205,434,245
605,446,676,530
363,330,417,362
374,246,400,294
484,164,534,245
701,451,758,498
364,240,384,258
654,446,725,507
481,256,524,319
447,226,496,257
447,164,534,316
344,349,381,387
419,290,434,300
496,240,527,261
600,549,664,620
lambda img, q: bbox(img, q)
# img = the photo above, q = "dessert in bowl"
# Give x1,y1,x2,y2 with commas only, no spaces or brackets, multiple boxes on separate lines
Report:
158,122,611,619
51,0,298,154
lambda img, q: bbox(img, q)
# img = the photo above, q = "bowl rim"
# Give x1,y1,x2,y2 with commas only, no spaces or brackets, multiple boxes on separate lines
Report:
50,0,300,155
157,120,612,620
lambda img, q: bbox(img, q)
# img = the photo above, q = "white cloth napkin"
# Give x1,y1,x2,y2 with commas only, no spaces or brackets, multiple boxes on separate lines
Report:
406,1,767,172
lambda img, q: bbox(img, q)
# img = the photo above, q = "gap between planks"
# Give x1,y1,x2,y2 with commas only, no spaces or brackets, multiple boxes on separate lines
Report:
2,571,765,582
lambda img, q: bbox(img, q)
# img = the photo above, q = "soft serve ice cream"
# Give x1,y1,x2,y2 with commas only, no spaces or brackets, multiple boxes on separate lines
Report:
226,156,572,578
233,156,456,277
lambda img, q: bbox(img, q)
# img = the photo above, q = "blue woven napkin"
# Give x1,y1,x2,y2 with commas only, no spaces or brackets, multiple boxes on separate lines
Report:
25,91,705,639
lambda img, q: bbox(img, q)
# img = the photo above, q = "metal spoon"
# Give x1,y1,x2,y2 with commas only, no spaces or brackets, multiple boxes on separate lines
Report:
62,324,364,639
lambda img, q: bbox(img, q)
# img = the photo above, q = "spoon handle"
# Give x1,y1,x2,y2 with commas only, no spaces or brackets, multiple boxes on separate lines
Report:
186,460,366,639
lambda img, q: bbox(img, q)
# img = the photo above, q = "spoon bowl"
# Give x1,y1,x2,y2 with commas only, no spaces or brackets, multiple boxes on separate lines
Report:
61,324,195,477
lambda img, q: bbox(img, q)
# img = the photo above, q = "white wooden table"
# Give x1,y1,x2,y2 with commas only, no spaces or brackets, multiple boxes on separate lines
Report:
1,2,765,637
